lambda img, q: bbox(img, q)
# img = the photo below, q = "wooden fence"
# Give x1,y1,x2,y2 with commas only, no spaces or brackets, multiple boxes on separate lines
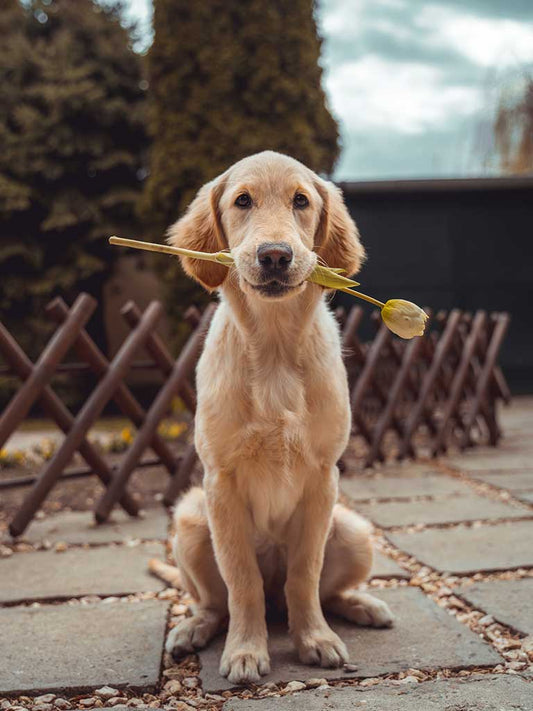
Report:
342,306,511,467
0,295,510,537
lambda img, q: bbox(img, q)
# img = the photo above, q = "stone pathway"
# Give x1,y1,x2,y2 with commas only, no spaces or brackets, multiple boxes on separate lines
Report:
0,398,532,709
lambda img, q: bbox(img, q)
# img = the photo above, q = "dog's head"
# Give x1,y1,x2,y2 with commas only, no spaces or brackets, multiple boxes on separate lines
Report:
168,151,365,301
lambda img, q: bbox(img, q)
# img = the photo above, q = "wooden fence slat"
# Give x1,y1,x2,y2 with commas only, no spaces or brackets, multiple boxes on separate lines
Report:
0,294,96,449
0,322,139,517
431,311,488,457
399,309,462,459
459,313,510,448
121,301,196,413
8,301,163,538
365,315,431,467
95,304,216,521
46,297,177,476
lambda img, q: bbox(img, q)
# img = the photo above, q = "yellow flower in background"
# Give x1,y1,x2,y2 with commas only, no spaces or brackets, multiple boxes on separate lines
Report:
381,299,428,339
120,427,133,443
158,421,188,440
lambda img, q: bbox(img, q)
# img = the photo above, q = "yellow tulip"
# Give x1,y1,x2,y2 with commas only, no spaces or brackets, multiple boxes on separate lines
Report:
381,299,428,339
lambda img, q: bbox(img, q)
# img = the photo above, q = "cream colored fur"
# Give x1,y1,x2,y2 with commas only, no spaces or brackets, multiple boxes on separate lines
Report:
151,151,393,685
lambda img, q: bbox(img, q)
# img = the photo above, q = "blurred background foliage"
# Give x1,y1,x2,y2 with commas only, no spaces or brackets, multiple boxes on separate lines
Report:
0,0,146,360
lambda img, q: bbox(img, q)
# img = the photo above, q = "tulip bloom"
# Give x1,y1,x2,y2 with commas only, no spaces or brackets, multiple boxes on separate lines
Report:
381,299,428,339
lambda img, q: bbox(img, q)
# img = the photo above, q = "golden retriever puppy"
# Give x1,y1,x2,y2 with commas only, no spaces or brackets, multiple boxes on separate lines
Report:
157,151,393,685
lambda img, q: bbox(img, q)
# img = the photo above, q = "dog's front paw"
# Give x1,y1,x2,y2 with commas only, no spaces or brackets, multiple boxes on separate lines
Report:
220,646,271,685
296,628,348,668
165,611,221,660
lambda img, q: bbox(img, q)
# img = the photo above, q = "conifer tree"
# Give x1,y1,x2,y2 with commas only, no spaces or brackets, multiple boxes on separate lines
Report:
0,0,146,357
141,0,339,341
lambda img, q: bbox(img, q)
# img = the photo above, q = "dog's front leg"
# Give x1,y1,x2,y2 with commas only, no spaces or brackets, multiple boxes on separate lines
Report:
285,471,349,668
205,473,270,684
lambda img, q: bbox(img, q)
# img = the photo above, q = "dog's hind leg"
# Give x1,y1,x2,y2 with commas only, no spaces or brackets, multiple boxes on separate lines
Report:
165,487,228,660
320,504,394,628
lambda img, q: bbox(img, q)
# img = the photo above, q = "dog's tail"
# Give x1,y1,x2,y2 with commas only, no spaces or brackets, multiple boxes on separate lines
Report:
148,558,182,588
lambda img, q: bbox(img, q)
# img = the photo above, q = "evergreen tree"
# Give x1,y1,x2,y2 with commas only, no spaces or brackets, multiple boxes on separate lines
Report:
0,0,146,358
141,0,339,342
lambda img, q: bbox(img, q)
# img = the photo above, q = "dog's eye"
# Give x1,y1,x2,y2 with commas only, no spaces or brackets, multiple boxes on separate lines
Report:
235,193,252,209
293,193,309,209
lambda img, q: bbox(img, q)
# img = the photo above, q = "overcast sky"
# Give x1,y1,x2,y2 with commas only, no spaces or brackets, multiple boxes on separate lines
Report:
120,0,533,180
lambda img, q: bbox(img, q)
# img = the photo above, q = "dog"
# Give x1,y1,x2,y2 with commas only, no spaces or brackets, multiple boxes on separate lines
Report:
150,151,393,685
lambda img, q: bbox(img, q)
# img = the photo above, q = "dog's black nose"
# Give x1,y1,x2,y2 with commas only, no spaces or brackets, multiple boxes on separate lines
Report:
257,242,293,272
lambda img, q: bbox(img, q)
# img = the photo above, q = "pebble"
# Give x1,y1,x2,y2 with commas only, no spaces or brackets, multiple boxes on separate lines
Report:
260,683,278,691
204,694,225,702
359,678,380,687
95,686,119,699
159,588,178,600
33,704,53,711
399,675,419,684
522,635,533,659
0,702,11,711
54,701,72,710
344,663,358,672
306,678,328,688
171,604,188,616
106,699,125,707
35,695,56,704
479,615,495,626
164,702,192,710
283,681,306,692
79,699,97,708
182,677,199,689
163,680,182,695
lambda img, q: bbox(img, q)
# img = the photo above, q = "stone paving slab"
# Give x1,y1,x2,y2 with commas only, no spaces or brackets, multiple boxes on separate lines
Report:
469,470,533,492
342,474,469,501
0,599,168,694
3,508,169,545
456,578,533,635
371,552,409,579
356,494,528,528
222,674,533,710
448,450,533,472
0,543,165,603
388,521,533,574
197,587,501,692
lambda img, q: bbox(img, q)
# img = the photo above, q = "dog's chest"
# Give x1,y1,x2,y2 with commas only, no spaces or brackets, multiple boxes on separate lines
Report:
235,451,306,540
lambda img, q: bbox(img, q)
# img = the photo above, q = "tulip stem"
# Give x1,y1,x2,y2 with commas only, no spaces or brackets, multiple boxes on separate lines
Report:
340,287,385,309
109,236,223,263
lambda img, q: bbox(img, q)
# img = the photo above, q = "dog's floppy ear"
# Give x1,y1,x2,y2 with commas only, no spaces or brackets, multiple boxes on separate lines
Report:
314,178,366,277
167,176,228,291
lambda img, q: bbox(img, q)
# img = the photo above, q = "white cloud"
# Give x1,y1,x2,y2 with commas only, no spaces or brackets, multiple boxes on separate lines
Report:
417,4,533,68
325,55,483,134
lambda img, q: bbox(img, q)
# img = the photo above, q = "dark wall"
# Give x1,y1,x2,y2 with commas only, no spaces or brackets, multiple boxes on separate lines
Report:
338,180,533,393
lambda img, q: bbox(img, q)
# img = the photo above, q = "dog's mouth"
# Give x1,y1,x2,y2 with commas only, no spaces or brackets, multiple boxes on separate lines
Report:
245,279,305,298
